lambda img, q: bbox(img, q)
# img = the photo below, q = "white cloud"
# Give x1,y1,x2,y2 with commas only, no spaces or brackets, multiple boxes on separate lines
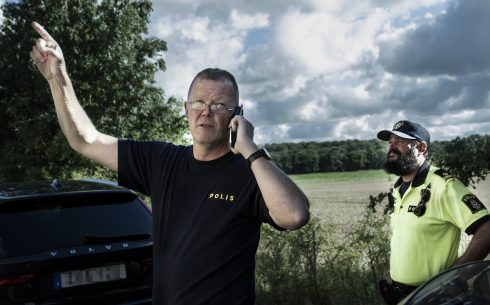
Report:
298,99,328,122
275,8,387,75
230,10,269,30
149,0,490,144
282,75,308,98
255,123,291,144
152,10,270,99
333,116,374,139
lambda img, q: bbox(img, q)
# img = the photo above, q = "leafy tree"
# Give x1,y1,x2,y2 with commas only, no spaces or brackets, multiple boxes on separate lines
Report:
317,148,332,172
0,0,187,183
319,146,347,172
365,139,386,169
430,135,489,187
346,149,366,171
266,143,294,173
293,146,319,174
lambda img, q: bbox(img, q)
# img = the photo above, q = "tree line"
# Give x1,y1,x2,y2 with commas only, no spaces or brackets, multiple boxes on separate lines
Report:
265,139,385,174
265,135,490,178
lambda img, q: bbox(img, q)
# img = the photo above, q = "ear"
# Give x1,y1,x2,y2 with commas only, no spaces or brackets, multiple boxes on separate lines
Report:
184,102,189,118
417,141,428,155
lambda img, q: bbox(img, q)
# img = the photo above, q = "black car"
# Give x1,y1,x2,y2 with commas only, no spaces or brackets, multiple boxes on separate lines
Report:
398,260,490,305
0,179,153,305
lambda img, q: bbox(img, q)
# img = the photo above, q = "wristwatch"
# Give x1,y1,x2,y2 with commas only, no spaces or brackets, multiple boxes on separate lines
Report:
247,148,271,167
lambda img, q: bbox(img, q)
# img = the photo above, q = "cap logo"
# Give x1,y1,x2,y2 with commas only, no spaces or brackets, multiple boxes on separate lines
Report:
393,121,404,130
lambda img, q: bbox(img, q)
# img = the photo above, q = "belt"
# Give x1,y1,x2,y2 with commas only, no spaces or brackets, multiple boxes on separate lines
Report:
379,279,419,305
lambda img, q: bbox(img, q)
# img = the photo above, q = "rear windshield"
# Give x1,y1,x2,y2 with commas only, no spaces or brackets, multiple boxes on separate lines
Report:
0,193,152,259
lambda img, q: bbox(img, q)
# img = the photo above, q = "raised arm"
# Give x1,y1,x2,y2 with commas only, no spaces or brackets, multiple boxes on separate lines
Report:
230,116,310,230
30,21,118,171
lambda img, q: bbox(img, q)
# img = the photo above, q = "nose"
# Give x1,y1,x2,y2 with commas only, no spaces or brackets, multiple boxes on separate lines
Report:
201,104,212,116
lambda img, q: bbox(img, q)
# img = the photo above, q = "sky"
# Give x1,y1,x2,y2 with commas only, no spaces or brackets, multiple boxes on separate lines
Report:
2,0,489,144
149,0,490,144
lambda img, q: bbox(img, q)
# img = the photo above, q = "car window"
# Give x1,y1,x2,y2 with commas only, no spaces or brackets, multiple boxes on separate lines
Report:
0,193,152,258
402,260,490,305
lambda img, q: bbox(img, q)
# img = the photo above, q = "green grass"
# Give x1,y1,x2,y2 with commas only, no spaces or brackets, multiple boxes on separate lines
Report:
289,169,394,185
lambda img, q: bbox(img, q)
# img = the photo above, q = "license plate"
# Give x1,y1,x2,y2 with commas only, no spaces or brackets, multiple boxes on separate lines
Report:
53,264,127,289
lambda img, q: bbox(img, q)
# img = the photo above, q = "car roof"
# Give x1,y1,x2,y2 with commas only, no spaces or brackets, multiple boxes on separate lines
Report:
0,179,134,202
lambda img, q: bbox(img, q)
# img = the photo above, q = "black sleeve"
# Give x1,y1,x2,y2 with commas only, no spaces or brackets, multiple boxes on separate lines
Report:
118,139,165,196
465,215,490,235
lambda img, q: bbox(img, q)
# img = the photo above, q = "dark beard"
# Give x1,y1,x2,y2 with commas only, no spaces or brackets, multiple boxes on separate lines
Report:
383,147,418,176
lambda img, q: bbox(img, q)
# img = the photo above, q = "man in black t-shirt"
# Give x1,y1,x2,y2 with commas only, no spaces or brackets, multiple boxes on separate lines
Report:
31,22,310,305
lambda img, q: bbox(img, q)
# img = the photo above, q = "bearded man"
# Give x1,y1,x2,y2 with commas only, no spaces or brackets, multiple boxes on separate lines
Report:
376,120,490,305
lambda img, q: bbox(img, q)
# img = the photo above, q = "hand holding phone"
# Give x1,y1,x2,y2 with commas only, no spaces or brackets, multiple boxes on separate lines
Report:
230,105,243,148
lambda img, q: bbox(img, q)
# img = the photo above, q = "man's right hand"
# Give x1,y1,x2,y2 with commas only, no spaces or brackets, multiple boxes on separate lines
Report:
28,21,119,172
30,21,65,81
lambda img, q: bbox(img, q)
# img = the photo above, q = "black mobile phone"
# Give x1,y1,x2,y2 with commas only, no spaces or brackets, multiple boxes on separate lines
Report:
230,105,243,148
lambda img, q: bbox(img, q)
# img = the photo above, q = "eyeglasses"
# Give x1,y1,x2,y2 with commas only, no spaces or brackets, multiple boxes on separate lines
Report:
413,186,431,217
187,100,236,114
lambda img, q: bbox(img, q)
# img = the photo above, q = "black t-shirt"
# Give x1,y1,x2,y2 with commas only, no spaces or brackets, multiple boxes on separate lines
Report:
118,140,278,305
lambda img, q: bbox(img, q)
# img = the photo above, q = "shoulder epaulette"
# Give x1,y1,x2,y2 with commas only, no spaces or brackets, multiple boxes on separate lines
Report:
434,168,454,180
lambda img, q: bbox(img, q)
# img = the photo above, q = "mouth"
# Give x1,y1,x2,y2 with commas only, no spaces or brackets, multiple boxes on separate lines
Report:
388,154,397,160
198,123,214,128
387,150,401,160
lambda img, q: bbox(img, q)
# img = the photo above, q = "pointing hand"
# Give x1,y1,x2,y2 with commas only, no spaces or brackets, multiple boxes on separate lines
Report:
30,21,65,81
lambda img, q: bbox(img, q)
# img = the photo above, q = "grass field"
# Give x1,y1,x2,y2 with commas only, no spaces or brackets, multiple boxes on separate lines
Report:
291,169,490,227
290,169,395,184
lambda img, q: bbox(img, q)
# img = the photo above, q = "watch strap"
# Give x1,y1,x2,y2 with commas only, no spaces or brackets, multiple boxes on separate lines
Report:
247,148,270,167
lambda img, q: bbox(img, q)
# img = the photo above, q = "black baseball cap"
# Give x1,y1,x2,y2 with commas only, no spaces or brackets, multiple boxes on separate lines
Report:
377,120,430,146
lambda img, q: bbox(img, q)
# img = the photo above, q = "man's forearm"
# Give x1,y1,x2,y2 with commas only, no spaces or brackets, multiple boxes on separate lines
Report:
251,158,310,230
47,72,118,171
48,72,99,152
454,221,490,265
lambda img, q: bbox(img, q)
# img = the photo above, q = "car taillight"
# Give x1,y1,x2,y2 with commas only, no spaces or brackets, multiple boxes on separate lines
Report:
0,274,36,287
